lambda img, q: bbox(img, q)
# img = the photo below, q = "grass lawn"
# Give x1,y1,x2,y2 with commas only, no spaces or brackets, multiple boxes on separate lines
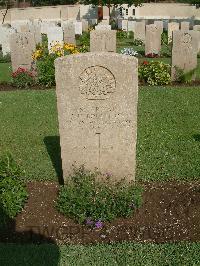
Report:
0,62,12,83
0,242,200,265
0,87,200,181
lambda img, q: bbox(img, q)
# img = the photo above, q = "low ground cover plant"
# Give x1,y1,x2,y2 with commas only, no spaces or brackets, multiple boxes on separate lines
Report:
174,66,197,83
77,32,90,52
0,153,28,229
0,52,11,63
132,39,144,46
57,166,143,228
139,60,171,85
120,47,139,57
11,67,36,89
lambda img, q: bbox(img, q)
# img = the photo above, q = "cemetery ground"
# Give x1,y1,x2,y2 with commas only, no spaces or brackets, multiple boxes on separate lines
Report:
0,87,200,264
0,37,200,264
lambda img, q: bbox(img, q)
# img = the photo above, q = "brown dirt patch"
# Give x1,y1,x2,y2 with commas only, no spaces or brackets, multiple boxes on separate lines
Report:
0,83,52,91
1,181,200,245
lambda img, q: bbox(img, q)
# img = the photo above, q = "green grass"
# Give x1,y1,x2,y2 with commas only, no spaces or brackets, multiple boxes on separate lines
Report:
0,90,59,181
0,88,200,182
0,63,12,83
0,242,200,265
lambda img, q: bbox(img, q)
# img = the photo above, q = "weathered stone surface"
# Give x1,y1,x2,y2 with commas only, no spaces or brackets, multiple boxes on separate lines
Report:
40,20,57,34
171,30,197,80
145,24,161,55
0,24,16,55
103,6,109,20
95,24,111,30
100,19,110,25
10,32,36,72
181,21,190,31
47,26,63,50
90,30,116,52
168,22,179,43
82,19,89,32
122,20,128,31
193,25,200,31
55,52,138,182
154,20,163,33
128,20,135,32
74,21,82,35
63,21,76,44
134,21,145,42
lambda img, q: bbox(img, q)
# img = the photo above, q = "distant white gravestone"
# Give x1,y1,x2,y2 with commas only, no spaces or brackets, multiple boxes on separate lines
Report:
90,30,116,52
55,53,138,183
171,31,198,80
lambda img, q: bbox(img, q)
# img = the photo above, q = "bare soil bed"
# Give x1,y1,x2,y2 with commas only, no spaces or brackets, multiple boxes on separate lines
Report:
1,181,199,245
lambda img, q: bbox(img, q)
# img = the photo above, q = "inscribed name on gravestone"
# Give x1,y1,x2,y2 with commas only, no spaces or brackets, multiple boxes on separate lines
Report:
145,24,161,55
47,27,63,51
168,22,179,43
134,21,145,42
10,32,36,72
90,30,116,52
171,31,197,80
55,53,138,182
181,21,190,31
63,22,76,44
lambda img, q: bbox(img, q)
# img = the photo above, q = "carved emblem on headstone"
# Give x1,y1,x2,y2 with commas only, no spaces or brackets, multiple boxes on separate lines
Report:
79,66,116,100
182,33,192,49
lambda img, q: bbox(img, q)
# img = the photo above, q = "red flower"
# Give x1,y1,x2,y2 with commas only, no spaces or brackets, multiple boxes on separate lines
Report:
143,61,149,65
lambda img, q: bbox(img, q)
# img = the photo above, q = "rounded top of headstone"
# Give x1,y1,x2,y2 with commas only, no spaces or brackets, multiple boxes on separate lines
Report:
55,52,138,65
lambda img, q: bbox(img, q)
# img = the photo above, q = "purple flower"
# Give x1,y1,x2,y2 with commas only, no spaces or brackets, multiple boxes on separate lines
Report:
130,201,135,209
85,218,94,226
105,172,112,178
95,220,103,229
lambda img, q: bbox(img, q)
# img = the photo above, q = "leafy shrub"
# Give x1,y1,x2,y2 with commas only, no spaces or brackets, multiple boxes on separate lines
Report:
57,166,143,227
110,19,117,30
0,176,28,218
36,54,57,86
0,52,11,63
33,41,80,86
121,47,138,57
0,153,27,228
77,32,90,52
11,67,36,89
127,31,134,39
174,66,197,83
133,39,144,46
139,60,171,85
117,30,128,39
161,31,168,45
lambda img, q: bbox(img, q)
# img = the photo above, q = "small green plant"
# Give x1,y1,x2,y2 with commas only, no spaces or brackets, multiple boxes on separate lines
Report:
127,31,134,39
57,166,143,226
36,54,57,87
0,153,27,228
0,52,11,63
161,31,168,45
0,153,25,179
77,32,90,52
133,39,144,46
117,30,128,39
11,67,36,89
0,176,28,218
174,66,197,83
139,60,171,85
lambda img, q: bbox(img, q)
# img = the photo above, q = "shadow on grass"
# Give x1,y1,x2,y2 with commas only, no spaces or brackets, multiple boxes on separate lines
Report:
0,207,60,266
44,136,63,185
193,134,200,142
